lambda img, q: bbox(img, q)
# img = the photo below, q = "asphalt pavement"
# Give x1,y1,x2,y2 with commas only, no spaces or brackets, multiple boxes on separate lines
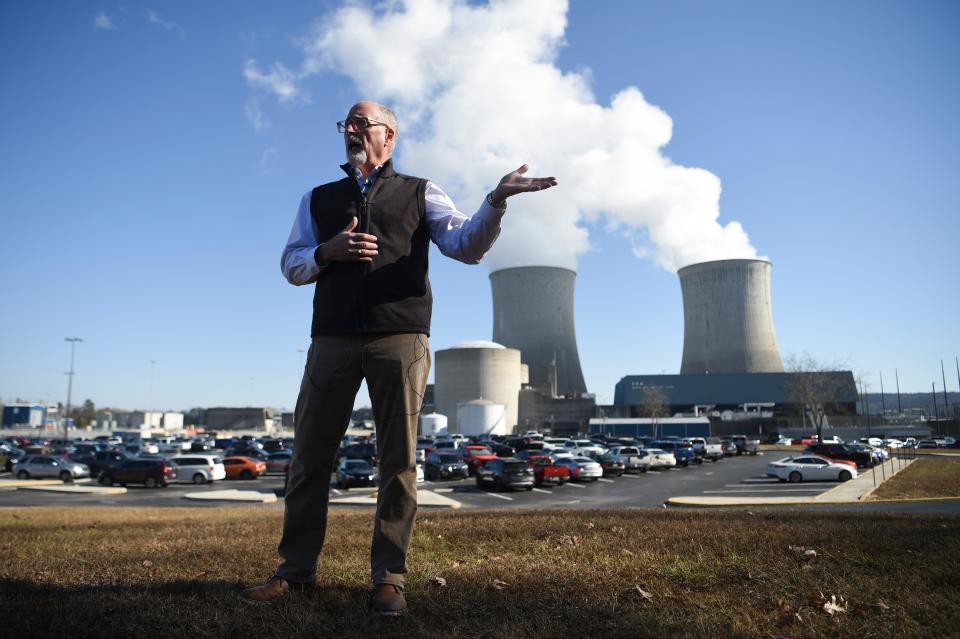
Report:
1,452,956,514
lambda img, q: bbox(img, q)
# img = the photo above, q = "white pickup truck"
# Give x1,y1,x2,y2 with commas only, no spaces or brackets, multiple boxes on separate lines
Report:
687,437,724,462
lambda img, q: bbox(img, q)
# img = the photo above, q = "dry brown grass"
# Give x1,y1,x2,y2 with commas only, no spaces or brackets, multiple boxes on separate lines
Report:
1,507,958,638
870,457,960,500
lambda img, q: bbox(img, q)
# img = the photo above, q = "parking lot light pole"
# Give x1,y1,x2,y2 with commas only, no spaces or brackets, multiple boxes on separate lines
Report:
64,337,83,444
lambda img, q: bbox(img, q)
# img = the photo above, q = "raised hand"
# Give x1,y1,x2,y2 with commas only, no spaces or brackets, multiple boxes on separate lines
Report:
491,164,558,206
318,217,379,263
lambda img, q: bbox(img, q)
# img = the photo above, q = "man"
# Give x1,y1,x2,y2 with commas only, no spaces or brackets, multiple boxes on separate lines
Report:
240,101,556,615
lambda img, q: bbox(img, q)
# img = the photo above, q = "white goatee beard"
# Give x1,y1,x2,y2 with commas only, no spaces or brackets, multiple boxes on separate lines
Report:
347,147,367,167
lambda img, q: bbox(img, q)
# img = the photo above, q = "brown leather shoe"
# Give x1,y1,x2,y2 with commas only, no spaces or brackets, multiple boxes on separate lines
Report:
370,583,407,617
239,575,310,604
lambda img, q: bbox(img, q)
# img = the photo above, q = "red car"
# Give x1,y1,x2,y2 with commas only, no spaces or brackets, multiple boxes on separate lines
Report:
528,456,570,487
457,445,499,475
98,459,178,488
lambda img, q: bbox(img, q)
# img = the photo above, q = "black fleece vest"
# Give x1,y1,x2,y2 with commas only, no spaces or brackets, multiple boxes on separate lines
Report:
309,161,432,336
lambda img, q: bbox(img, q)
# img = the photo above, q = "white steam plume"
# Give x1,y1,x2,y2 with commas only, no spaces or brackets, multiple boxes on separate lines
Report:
252,0,760,272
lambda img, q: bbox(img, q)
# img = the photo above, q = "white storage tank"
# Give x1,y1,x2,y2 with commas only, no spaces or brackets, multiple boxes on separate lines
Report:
457,399,507,437
420,412,448,437
435,340,521,434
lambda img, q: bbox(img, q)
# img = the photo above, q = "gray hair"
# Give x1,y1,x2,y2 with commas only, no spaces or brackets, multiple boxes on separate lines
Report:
378,104,399,143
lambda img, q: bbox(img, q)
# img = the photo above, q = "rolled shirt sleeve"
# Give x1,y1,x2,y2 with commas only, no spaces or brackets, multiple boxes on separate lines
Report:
280,192,323,286
424,181,505,264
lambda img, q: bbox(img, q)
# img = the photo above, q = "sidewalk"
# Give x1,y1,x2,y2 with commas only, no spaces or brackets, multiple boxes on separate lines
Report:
667,457,914,507
330,488,462,509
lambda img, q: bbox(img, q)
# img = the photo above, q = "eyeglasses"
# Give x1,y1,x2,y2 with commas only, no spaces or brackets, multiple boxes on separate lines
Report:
336,116,390,133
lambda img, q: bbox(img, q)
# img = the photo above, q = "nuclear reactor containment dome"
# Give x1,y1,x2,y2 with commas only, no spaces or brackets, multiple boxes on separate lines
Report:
489,266,587,396
679,259,784,374
434,341,521,433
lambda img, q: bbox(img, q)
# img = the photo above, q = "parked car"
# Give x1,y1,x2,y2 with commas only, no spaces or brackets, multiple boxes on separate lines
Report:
607,446,650,473
98,459,177,488
731,435,761,455
642,448,677,470
529,457,570,487
456,445,499,475
563,439,607,457
337,443,378,467
718,439,738,456
698,437,725,462
70,450,136,475
475,458,534,491
916,440,940,449
265,451,294,474
595,453,625,477
478,440,516,458
424,452,469,481
16,455,90,481
554,456,603,482
336,458,377,489
767,455,857,483
223,456,268,480
805,443,877,469
653,440,697,466
173,455,226,484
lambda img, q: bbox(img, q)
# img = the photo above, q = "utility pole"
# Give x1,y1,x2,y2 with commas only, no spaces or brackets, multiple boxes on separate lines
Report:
941,360,950,420
932,382,939,433
895,368,902,416
63,337,83,445
879,371,887,422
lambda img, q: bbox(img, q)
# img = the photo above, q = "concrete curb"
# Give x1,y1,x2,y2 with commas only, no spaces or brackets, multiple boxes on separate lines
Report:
183,490,277,503
17,484,127,495
667,457,916,508
330,489,462,509
0,479,70,490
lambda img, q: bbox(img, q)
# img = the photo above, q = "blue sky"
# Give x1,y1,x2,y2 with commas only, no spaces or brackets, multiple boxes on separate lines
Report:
1,0,957,413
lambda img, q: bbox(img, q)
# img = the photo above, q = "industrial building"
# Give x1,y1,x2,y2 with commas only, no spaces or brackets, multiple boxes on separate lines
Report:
1,404,46,428
612,372,859,417
205,407,276,433
433,341,522,434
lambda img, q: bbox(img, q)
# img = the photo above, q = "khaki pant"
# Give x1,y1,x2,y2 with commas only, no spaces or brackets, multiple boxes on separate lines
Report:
276,333,430,588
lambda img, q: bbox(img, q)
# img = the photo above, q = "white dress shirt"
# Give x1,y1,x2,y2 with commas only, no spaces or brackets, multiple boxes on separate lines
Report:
281,166,505,286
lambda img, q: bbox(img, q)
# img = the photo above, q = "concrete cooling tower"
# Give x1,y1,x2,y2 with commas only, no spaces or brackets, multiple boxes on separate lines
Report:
434,341,521,434
679,259,784,374
490,266,587,396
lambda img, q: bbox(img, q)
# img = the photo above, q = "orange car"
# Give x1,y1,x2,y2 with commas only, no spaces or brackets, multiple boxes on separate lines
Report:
223,456,267,480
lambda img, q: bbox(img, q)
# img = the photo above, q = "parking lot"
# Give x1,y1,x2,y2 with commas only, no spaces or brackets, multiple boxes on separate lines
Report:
0,452,852,510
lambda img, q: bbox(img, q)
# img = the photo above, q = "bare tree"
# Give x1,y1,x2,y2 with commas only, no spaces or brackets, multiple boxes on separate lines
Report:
784,353,852,442
642,386,668,439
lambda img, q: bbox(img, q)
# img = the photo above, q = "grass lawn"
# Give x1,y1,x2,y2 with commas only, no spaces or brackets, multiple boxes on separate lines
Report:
1,507,958,638
870,457,960,500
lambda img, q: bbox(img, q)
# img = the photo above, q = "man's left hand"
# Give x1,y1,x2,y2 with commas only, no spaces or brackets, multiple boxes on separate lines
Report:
491,164,557,207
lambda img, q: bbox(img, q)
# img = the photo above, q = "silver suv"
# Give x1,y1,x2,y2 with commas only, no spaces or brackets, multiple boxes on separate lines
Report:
16,455,90,481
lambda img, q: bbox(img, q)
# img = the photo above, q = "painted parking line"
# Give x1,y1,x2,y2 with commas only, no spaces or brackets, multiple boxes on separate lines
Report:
597,478,615,483
621,474,641,478
564,500,582,505
532,488,551,494
485,492,513,501
330,489,341,495
565,482,586,488
433,487,454,493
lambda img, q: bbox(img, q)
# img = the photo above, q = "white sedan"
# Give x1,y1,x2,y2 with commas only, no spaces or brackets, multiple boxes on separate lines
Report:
767,455,857,483
642,448,677,470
